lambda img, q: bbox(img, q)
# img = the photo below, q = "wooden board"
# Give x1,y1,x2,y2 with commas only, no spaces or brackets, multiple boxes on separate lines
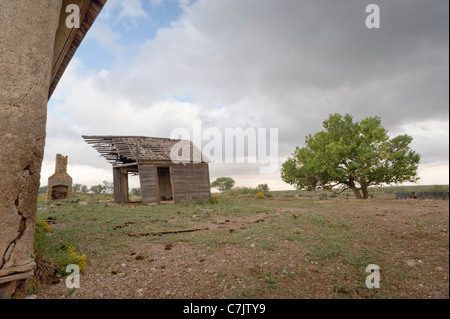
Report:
113,167,129,203
170,164,211,203
139,165,159,204
126,227,209,237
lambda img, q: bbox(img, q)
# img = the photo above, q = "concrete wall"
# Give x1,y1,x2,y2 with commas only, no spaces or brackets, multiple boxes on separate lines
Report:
0,0,62,295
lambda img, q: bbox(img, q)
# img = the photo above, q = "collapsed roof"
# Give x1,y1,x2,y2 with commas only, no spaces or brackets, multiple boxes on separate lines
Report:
82,135,209,166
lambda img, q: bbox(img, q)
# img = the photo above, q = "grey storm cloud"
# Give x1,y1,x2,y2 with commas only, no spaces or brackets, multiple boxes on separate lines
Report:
44,0,449,187
101,0,448,133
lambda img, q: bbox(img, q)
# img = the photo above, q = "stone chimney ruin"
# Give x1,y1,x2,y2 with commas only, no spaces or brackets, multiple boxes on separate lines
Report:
46,154,73,201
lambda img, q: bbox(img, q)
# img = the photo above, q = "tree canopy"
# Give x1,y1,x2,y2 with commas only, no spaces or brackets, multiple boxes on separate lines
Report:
281,113,421,199
211,177,235,192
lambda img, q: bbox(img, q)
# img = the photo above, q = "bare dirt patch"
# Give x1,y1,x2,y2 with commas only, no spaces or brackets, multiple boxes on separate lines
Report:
34,197,448,299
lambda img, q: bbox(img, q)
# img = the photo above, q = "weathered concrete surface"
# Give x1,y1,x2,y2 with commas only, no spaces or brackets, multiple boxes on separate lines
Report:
0,0,62,294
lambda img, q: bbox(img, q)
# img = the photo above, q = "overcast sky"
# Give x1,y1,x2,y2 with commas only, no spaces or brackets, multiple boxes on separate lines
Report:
43,0,449,190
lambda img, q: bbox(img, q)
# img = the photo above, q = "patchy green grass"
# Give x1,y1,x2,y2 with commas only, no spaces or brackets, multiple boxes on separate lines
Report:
32,185,449,299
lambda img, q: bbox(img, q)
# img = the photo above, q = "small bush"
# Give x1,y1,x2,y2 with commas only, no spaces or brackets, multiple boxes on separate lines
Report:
180,197,194,206
209,194,221,204
254,192,265,199
196,199,207,205
66,246,86,274
225,190,235,197
231,187,257,196
54,245,86,275
36,217,52,233
256,184,271,197
230,184,271,197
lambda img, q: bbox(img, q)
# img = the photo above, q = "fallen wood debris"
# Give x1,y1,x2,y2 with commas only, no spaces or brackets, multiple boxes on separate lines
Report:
126,227,209,237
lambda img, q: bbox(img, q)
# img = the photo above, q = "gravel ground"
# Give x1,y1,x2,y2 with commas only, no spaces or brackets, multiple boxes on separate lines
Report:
31,198,449,299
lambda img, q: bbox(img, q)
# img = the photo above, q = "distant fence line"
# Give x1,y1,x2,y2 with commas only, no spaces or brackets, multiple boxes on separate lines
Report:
395,191,449,200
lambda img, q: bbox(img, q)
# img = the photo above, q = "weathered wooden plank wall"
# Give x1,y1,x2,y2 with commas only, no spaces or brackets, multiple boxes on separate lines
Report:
170,164,211,203
113,167,129,203
139,165,159,204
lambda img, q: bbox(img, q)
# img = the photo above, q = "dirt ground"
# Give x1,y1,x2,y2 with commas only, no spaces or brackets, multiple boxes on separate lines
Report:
33,197,449,299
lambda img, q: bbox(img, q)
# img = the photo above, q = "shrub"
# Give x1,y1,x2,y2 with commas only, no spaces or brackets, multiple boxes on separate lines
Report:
180,197,194,206
66,246,86,274
254,192,265,199
230,187,257,196
54,246,86,275
225,190,235,197
211,177,235,192
29,220,86,295
256,183,271,196
36,217,52,233
208,194,221,204
230,184,271,197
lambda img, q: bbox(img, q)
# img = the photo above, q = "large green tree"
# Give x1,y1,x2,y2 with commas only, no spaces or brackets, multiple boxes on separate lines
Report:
281,114,420,199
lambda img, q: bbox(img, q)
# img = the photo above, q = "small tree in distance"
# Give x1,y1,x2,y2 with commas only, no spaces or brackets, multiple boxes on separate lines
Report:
130,188,141,196
73,183,88,194
281,113,421,199
102,180,113,195
211,177,235,192
89,184,105,195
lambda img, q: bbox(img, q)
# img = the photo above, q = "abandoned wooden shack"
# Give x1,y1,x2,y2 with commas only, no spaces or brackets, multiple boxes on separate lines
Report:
83,136,211,204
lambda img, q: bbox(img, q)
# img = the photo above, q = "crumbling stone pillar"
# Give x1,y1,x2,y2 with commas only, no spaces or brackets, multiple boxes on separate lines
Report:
46,154,73,201
0,1,62,297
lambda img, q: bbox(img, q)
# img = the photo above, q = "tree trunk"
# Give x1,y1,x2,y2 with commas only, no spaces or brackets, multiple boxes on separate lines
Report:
361,185,369,199
349,177,363,199
350,186,363,199
0,0,62,298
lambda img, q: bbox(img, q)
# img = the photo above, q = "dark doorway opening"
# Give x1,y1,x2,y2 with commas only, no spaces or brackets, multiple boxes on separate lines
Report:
157,167,173,202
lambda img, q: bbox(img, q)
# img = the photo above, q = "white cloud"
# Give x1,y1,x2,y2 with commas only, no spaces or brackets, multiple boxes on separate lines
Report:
102,0,148,22
43,0,449,189
84,22,125,58
417,163,449,185
390,119,449,165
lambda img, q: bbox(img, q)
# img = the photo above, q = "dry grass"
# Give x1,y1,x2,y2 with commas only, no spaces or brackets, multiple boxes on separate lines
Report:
25,189,450,299
14,254,56,298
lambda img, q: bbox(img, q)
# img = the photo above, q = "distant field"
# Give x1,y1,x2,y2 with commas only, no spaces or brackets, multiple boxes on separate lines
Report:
269,184,449,199
24,184,449,299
